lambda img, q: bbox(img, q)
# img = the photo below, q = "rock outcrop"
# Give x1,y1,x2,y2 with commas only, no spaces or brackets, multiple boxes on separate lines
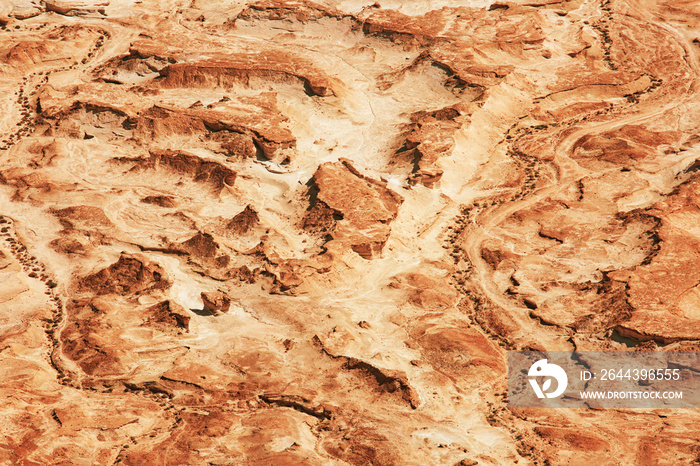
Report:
201,290,231,315
307,159,403,259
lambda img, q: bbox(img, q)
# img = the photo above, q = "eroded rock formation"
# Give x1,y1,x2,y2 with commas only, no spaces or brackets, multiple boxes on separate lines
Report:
2,0,700,464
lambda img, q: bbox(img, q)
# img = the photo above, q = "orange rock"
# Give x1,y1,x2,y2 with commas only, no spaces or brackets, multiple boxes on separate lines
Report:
201,291,231,315
311,159,403,259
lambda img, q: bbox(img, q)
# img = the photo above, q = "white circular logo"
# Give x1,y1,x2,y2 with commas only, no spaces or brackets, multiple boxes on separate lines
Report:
528,359,568,399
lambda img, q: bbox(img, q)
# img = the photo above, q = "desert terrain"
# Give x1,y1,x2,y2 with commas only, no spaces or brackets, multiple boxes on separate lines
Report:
2,0,700,464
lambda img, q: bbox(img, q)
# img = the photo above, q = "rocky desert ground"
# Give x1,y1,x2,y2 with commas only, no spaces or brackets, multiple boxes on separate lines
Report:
2,0,700,464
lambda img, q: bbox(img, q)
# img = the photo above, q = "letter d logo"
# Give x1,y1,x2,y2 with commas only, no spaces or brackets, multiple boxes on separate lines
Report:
528,359,568,398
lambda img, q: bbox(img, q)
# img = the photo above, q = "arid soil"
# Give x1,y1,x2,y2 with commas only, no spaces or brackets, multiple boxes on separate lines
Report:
2,0,700,464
